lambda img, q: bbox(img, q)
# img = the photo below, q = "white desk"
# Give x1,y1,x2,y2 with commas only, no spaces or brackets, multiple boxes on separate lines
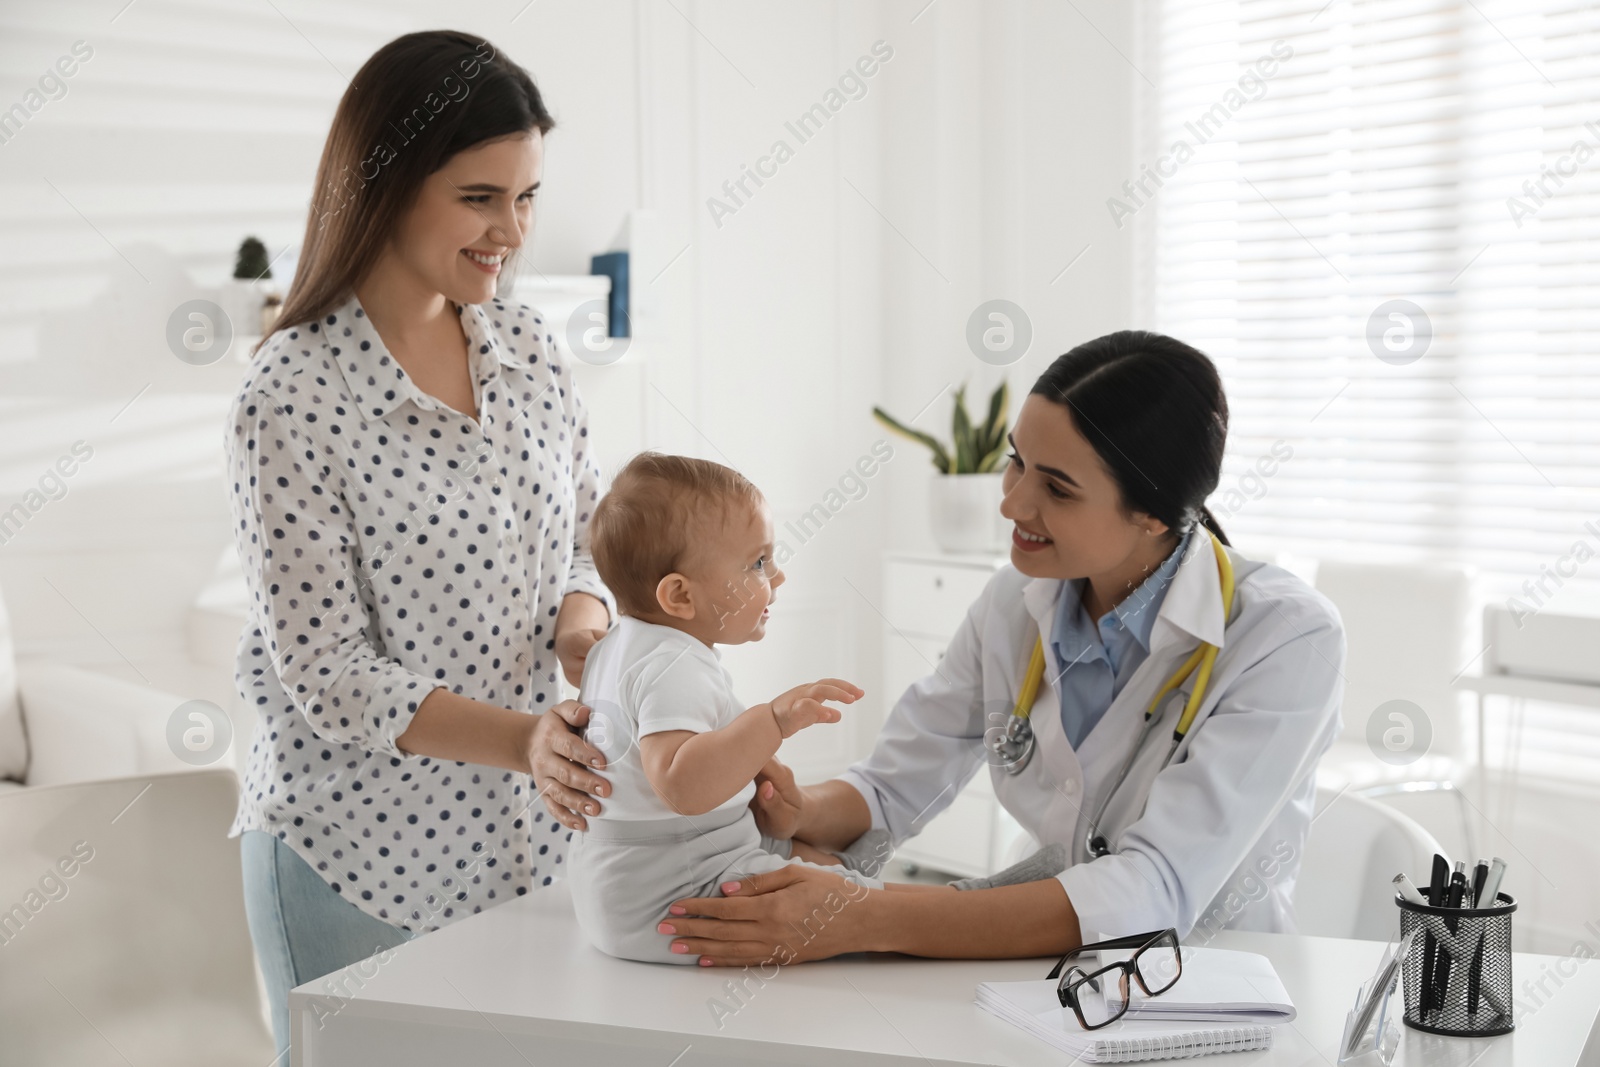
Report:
291,881,1600,1066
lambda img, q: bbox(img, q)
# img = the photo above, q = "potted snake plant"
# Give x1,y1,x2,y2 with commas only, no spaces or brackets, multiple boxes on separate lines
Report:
221,236,278,338
873,380,1010,553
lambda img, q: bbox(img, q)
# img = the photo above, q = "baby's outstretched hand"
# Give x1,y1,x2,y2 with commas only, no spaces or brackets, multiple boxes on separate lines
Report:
769,678,863,739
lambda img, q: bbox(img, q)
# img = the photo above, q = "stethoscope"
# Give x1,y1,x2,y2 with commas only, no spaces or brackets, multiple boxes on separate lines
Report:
986,527,1236,858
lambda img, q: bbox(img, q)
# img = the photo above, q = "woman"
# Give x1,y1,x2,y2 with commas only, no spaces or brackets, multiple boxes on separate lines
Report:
225,31,611,1052
532,331,1346,966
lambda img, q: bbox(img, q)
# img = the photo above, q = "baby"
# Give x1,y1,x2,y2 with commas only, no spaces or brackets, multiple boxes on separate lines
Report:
569,452,926,964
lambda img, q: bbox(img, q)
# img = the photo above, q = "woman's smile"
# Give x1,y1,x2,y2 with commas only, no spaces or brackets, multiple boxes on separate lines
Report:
461,248,504,274
1011,523,1053,553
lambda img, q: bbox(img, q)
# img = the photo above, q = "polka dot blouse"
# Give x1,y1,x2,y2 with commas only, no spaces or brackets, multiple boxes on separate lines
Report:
224,291,614,933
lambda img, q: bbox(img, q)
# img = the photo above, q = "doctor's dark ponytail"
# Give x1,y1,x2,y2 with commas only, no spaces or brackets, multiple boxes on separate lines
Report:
1030,330,1230,546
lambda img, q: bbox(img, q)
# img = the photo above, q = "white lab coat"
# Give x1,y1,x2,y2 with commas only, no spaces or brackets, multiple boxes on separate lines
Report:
839,535,1345,941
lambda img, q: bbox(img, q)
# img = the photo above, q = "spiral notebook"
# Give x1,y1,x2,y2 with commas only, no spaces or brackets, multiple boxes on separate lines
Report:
975,947,1289,1062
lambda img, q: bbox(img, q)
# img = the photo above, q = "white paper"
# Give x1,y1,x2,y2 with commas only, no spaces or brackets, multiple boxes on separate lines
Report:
1088,945,1297,1023
976,980,1276,1063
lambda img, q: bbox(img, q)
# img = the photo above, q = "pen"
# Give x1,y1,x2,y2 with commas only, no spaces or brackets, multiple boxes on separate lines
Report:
1471,859,1489,911
1436,865,1466,1015
1428,856,1448,906
1467,929,1486,1015
1467,857,1508,1016
1392,873,1427,906
1424,854,1448,1014
1478,856,1508,911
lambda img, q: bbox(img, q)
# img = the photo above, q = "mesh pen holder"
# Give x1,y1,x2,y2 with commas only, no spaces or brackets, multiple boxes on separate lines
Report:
1397,891,1516,1037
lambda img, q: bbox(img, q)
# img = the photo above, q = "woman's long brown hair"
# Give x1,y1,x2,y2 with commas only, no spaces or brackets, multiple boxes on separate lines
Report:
256,30,555,355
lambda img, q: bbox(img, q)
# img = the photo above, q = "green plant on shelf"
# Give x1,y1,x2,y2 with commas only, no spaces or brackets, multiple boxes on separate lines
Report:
233,237,272,282
872,381,1009,474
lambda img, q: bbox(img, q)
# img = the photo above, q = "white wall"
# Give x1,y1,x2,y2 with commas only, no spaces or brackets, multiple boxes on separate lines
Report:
0,0,1137,778
871,0,1140,548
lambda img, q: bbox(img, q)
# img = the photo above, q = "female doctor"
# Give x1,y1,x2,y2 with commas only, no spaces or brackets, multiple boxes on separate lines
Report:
531,329,1346,965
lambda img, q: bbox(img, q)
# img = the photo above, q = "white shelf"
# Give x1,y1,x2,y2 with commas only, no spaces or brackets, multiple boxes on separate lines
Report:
1455,672,1600,710
884,548,1009,568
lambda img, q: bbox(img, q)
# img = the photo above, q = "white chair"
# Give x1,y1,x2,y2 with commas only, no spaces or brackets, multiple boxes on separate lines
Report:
1294,786,1446,941
0,769,274,1066
1460,605,1600,772
1312,560,1477,858
0,584,202,792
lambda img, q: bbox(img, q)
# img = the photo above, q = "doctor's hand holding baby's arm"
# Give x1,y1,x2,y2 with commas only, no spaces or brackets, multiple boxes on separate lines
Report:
749,757,804,840
747,758,917,877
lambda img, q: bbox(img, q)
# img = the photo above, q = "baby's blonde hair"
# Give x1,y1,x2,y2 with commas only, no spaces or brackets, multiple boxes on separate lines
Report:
590,452,763,617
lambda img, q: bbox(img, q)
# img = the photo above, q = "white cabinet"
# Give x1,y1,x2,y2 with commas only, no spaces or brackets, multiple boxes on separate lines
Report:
878,552,1026,879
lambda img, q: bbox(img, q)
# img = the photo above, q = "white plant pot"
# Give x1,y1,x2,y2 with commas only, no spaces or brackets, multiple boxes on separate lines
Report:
928,472,1009,554
219,278,276,338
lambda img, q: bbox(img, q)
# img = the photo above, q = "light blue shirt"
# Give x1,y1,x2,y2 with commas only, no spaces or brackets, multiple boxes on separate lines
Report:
1050,528,1193,748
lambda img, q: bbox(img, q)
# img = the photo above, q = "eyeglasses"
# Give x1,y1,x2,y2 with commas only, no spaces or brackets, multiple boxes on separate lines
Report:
1046,929,1183,1030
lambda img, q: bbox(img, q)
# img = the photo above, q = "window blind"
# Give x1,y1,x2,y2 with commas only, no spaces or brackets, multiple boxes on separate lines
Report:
1136,0,1600,618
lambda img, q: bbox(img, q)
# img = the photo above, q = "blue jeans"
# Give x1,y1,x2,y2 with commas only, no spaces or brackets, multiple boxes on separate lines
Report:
239,830,413,1058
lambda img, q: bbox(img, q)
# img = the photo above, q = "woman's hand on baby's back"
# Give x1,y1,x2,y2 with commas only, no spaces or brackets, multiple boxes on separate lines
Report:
530,699,610,831
769,678,863,739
